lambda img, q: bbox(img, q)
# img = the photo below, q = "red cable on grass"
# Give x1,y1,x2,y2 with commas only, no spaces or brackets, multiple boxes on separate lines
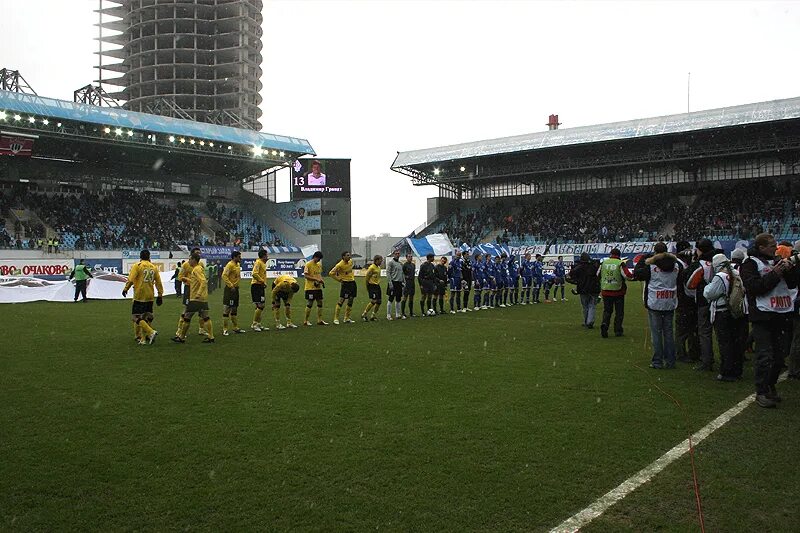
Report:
639,326,706,532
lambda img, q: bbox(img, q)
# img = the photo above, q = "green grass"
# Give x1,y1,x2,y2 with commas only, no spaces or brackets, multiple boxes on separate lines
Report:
1,283,797,531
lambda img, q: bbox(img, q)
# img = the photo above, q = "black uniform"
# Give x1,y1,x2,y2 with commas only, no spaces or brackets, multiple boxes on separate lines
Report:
402,262,416,296
461,257,473,308
418,261,436,294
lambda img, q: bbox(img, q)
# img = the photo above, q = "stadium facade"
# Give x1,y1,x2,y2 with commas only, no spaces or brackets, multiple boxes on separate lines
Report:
96,0,264,130
392,96,800,233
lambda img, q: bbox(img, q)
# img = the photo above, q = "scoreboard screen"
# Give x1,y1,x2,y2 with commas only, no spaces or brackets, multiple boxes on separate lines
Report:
291,158,351,199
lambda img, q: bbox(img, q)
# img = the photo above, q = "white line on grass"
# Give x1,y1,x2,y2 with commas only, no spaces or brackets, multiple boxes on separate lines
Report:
550,391,757,533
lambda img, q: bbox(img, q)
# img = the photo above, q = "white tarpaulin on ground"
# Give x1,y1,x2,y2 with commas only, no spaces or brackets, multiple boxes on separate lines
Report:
0,271,176,304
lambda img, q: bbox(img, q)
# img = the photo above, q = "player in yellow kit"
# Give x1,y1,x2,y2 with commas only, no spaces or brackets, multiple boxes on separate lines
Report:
329,251,357,325
122,249,164,345
176,247,200,337
272,273,301,330
171,252,215,343
221,250,245,336
361,255,383,321
303,251,328,326
250,249,268,331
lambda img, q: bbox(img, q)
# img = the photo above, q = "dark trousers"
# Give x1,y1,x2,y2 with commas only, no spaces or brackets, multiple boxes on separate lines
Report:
714,311,743,379
74,280,87,301
675,307,700,361
601,295,625,335
751,316,792,395
789,315,800,376
462,288,470,309
174,281,182,297
697,305,714,368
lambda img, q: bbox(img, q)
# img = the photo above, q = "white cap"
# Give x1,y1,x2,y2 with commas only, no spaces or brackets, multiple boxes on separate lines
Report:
712,253,729,272
731,248,746,262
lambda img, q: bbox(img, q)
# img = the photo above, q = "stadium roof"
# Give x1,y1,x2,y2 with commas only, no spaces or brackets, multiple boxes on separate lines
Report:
392,96,800,168
0,90,314,155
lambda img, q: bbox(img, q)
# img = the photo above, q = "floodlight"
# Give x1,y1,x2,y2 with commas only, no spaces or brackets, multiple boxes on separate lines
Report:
433,168,440,176
0,111,6,120
227,146,232,150
127,130,134,137
271,150,277,156
169,136,175,143
199,140,205,146
42,119,49,125
460,166,465,172
189,139,195,145
104,127,111,134
279,151,284,157
252,146,263,156
56,122,62,127
209,142,214,147
179,138,186,143
115,128,123,135
28,116,35,123
13,114,21,121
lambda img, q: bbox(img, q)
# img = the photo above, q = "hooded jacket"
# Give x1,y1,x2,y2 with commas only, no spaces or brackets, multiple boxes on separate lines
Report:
634,252,681,310
686,249,716,307
740,247,799,322
567,257,600,295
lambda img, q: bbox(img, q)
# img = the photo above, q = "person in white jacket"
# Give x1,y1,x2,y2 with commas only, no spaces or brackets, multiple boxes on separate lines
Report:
703,253,744,382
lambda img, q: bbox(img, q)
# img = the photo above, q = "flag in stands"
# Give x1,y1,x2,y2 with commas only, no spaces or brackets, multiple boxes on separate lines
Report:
301,244,319,260
406,233,454,257
0,135,34,157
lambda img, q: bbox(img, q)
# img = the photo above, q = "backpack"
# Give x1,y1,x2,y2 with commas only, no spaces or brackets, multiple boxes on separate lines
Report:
721,270,746,319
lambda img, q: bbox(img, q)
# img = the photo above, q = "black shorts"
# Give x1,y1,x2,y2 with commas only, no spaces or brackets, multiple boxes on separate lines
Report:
340,280,357,299
368,284,382,302
251,284,266,304
435,281,447,295
403,278,416,296
421,280,435,294
131,300,154,316
182,285,190,306
305,289,323,302
387,281,404,301
186,301,209,314
273,292,290,305
223,287,239,308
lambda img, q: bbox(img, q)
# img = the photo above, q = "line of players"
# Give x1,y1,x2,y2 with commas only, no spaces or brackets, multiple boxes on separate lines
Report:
407,249,569,318
123,247,570,345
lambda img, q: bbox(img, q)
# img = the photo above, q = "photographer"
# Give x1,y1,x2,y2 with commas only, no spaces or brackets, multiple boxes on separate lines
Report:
633,242,680,369
567,252,600,328
703,254,744,382
686,238,716,371
675,241,700,363
740,233,799,408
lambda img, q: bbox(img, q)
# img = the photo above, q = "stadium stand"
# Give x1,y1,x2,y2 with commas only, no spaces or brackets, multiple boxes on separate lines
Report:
438,180,800,247
204,200,292,249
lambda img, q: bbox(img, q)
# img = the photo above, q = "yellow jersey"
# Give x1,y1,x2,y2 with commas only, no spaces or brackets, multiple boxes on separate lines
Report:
178,260,193,284
272,274,297,301
251,258,267,286
330,259,354,282
124,260,164,302
304,259,323,291
189,264,209,302
366,264,381,285
222,260,241,289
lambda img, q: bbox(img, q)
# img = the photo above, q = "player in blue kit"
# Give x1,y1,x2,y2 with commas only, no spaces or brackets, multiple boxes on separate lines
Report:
531,254,544,304
472,253,484,311
509,255,520,305
520,252,534,304
484,255,495,308
494,255,506,308
553,255,567,302
448,251,463,313
543,271,556,303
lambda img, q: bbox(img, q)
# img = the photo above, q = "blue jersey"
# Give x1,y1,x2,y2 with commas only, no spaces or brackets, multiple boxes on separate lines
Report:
521,259,533,278
499,260,509,281
473,260,485,282
448,257,463,280
554,261,566,278
543,272,556,286
532,261,544,280
485,259,495,279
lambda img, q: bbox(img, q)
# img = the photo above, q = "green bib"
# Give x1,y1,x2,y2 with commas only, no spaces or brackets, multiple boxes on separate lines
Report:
73,265,89,281
600,258,623,291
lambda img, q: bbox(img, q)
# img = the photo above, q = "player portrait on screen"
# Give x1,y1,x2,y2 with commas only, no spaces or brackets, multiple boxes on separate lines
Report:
306,160,326,186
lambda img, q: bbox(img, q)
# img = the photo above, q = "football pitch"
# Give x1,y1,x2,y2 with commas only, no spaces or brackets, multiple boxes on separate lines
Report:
2,283,798,531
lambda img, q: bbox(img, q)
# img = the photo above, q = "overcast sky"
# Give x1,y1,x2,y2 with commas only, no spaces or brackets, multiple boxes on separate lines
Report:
1,0,800,237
